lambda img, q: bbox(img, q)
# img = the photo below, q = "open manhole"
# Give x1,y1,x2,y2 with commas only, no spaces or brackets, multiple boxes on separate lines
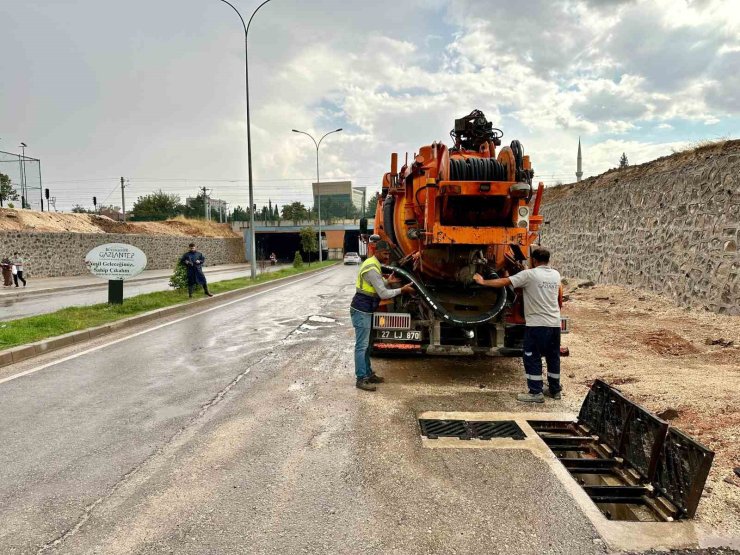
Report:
529,379,714,522
419,419,526,441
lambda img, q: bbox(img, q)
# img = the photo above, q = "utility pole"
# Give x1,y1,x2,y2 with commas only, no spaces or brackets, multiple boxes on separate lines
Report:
202,186,209,220
19,143,27,209
121,177,127,222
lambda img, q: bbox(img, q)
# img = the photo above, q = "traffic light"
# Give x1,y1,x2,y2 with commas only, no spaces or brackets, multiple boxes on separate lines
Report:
44,188,50,200
93,196,97,207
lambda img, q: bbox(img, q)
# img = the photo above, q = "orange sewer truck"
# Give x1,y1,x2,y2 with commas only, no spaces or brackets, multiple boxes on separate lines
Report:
368,110,567,356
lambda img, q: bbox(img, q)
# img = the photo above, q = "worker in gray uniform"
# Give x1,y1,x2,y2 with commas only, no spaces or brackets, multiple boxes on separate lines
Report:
474,247,562,403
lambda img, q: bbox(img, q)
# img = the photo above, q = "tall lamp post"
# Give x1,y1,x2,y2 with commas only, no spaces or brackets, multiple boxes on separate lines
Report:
19,143,27,209
218,0,273,279
291,128,342,262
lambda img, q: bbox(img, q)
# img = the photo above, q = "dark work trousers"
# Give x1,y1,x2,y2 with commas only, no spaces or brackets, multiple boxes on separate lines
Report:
13,271,26,287
522,326,561,394
188,283,210,297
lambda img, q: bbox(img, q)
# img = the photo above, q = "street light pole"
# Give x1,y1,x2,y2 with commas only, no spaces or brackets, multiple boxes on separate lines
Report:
19,143,27,209
291,128,342,262
218,0,272,280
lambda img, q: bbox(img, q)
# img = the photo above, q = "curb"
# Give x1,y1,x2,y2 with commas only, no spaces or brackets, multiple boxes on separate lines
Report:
0,264,338,369
0,265,252,300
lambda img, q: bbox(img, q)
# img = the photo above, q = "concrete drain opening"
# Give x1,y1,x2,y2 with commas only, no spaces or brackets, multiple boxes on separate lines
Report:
419,419,526,441
529,379,714,522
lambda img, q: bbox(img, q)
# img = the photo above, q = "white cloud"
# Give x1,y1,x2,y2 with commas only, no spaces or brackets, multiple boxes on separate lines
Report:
1,0,737,211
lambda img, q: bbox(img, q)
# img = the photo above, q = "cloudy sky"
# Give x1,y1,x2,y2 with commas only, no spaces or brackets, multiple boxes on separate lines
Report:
1,0,738,212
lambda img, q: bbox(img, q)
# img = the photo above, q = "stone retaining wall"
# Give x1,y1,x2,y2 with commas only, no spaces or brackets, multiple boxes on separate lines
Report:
0,232,245,277
540,142,739,315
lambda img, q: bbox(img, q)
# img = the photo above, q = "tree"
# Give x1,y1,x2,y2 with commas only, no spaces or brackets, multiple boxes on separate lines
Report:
0,172,19,208
619,153,629,168
232,205,249,221
183,192,207,219
131,190,183,221
71,204,94,213
282,201,308,225
299,226,318,266
365,192,380,217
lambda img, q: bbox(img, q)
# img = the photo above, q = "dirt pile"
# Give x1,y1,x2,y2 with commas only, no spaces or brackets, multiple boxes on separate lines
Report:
559,279,740,534
0,209,238,238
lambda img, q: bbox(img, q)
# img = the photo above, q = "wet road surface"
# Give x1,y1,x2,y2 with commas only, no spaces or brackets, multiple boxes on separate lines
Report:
0,265,605,554
0,265,286,321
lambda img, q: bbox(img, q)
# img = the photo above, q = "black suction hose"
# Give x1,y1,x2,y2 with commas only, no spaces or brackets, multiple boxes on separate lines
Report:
382,264,512,326
382,195,398,246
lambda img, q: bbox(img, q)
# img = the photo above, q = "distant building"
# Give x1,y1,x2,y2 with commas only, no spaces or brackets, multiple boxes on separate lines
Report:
99,207,123,221
576,137,583,182
207,198,228,221
312,181,365,219
185,196,228,221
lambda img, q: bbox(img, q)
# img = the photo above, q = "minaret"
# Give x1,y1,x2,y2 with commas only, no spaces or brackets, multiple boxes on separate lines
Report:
576,137,583,182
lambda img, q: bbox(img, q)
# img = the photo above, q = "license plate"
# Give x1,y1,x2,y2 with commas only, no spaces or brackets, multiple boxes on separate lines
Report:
376,330,421,341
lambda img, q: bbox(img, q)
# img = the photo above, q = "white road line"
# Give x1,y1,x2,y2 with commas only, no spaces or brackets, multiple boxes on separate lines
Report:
0,266,339,387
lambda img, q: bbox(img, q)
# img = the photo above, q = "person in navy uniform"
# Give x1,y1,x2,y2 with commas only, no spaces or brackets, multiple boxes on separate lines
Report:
180,243,213,298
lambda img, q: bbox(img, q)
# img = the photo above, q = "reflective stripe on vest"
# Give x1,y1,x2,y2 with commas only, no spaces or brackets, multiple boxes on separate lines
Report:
355,256,382,296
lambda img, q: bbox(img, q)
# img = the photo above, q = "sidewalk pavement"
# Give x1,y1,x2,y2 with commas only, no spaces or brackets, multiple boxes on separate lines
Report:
0,263,261,299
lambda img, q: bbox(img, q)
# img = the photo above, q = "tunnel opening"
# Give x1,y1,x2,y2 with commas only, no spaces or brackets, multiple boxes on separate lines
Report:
255,232,325,264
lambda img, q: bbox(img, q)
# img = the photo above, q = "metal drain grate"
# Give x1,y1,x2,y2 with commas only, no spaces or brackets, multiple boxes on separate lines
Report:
419,419,525,441
419,419,469,439
468,420,526,440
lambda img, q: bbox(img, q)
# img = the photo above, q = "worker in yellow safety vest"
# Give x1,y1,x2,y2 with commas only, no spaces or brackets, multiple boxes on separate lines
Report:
349,241,414,391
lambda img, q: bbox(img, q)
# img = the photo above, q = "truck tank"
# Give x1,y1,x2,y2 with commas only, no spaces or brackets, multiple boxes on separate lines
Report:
369,109,548,356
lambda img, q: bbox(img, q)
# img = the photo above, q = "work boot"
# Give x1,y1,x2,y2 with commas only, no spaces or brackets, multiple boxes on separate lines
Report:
355,378,377,392
516,392,545,404
368,373,385,384
544,389,562,400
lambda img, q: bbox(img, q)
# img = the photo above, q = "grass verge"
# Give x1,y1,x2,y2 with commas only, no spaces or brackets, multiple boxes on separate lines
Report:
0,261,338,350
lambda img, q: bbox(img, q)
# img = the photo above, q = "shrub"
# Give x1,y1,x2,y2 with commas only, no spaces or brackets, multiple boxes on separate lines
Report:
169,259,188,291
293,251,303,268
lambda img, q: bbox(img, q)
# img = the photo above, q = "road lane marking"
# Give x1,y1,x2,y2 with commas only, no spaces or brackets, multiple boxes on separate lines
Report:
0,266,340,386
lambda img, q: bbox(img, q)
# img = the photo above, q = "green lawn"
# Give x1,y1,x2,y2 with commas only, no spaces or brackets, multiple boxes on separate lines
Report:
0,261,338,350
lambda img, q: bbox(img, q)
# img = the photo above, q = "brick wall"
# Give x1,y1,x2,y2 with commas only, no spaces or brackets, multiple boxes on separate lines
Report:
0,233,245,278
540,142,739,315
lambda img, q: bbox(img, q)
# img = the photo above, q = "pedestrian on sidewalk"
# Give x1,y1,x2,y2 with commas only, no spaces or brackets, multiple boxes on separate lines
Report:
1,257,13,286
12,252,27,287
180,243,213,298
349,241,414,391
474,247,563,404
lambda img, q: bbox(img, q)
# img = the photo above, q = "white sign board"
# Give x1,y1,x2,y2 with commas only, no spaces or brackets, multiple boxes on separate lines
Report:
85,243,148,281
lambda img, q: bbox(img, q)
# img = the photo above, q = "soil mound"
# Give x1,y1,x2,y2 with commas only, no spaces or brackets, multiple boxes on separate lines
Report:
0,209,238,238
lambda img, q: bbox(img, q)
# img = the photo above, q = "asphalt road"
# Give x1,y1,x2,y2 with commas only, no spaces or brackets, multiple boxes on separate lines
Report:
0,265,285,321
0,265,606,554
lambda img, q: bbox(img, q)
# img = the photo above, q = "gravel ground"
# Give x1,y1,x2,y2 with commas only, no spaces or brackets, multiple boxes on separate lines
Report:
557,280,740,537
